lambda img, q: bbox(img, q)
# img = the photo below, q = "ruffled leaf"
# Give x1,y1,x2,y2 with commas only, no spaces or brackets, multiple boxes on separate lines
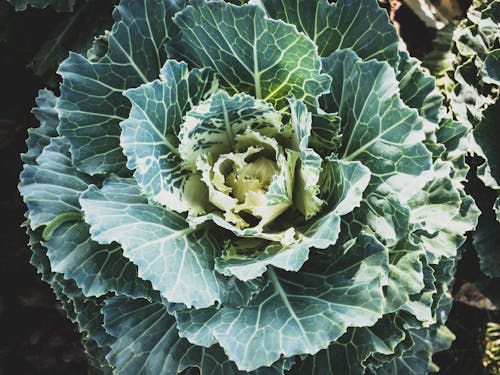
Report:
80,176,222,308
214,157,370,281
20,136,152,298
176,234,389,371
57,0,187,174
102,295,293,374
254,0,399,65
167,0,331,108
121,60,217,214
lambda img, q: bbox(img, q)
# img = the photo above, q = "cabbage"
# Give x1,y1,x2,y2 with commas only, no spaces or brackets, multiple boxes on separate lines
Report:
19,0,479,373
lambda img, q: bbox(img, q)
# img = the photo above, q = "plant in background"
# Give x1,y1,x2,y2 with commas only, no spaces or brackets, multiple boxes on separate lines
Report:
19,0,479,373
425,0,500,282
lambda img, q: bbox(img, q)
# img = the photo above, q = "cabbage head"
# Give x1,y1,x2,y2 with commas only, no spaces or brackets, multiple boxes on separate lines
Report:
19,0,479,373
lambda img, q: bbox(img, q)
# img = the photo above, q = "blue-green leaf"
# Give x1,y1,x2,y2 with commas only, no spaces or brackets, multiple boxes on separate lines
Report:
321,49,431,193
103,295,293,375
299,314,405,375
167,0,331,108
177,233,389,371
20,137,92,231
80,176,222,308
22,89,59,165
45,221,152,298
255,0,399,64
57,0,187,175
20,135,152,298
372,326,454,374
121,60,217,213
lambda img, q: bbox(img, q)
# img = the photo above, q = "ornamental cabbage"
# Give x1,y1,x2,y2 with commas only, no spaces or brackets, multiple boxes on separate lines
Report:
19,0,479,373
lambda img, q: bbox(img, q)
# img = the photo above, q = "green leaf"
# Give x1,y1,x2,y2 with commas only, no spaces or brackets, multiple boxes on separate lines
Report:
45,221,152,298
423,23,456,80
176,233,389,371
483,49,500,84
19,137,93,230
80,176,222,308
21,134,153,299
418,193,479,264
167,0,331,108
298,314,405,375
321,49,432,197
342,193,410,247
103,295,293,375
7,0,76,11
22,89,59,165
408,163,461,235
396,51,443,129
372,326,454,374
474,100,500,185
57,0,187,175
309,112,341,158
255,0,399,64
450,0,500,128
28,227,114,373
385,241,425,314
435,118,471,160
121,60,217,213
473,211,500,278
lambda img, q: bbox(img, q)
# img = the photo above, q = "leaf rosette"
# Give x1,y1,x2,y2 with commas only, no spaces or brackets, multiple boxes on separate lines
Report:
19,0,479,373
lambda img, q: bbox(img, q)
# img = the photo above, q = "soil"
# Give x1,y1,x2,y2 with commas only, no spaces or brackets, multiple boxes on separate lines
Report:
0,1,497,374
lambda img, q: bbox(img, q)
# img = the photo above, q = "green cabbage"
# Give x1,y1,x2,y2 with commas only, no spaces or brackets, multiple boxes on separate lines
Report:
19,0,479,373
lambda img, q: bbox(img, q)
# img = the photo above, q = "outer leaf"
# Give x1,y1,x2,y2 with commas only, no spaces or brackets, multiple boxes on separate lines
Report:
418,193,479,264
483,49,500,84
450,0,500,128
474,101,500,186
423,23,456,83
28,228,114,373
408,163,461,235
57,0,187,175
21,132,152,299
103,295,292,374
298,314,405,375
80,176,222,308
322,49,431,246
167,0,331,108
473,212,500,278
371,326,454,374
321,49,431,196
385,242,426,314
396,51,443,129
176,234,389,371
22,89,59,165
254,0,399,64
45,221,152,298
20,137,93,231
121,60,217,213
